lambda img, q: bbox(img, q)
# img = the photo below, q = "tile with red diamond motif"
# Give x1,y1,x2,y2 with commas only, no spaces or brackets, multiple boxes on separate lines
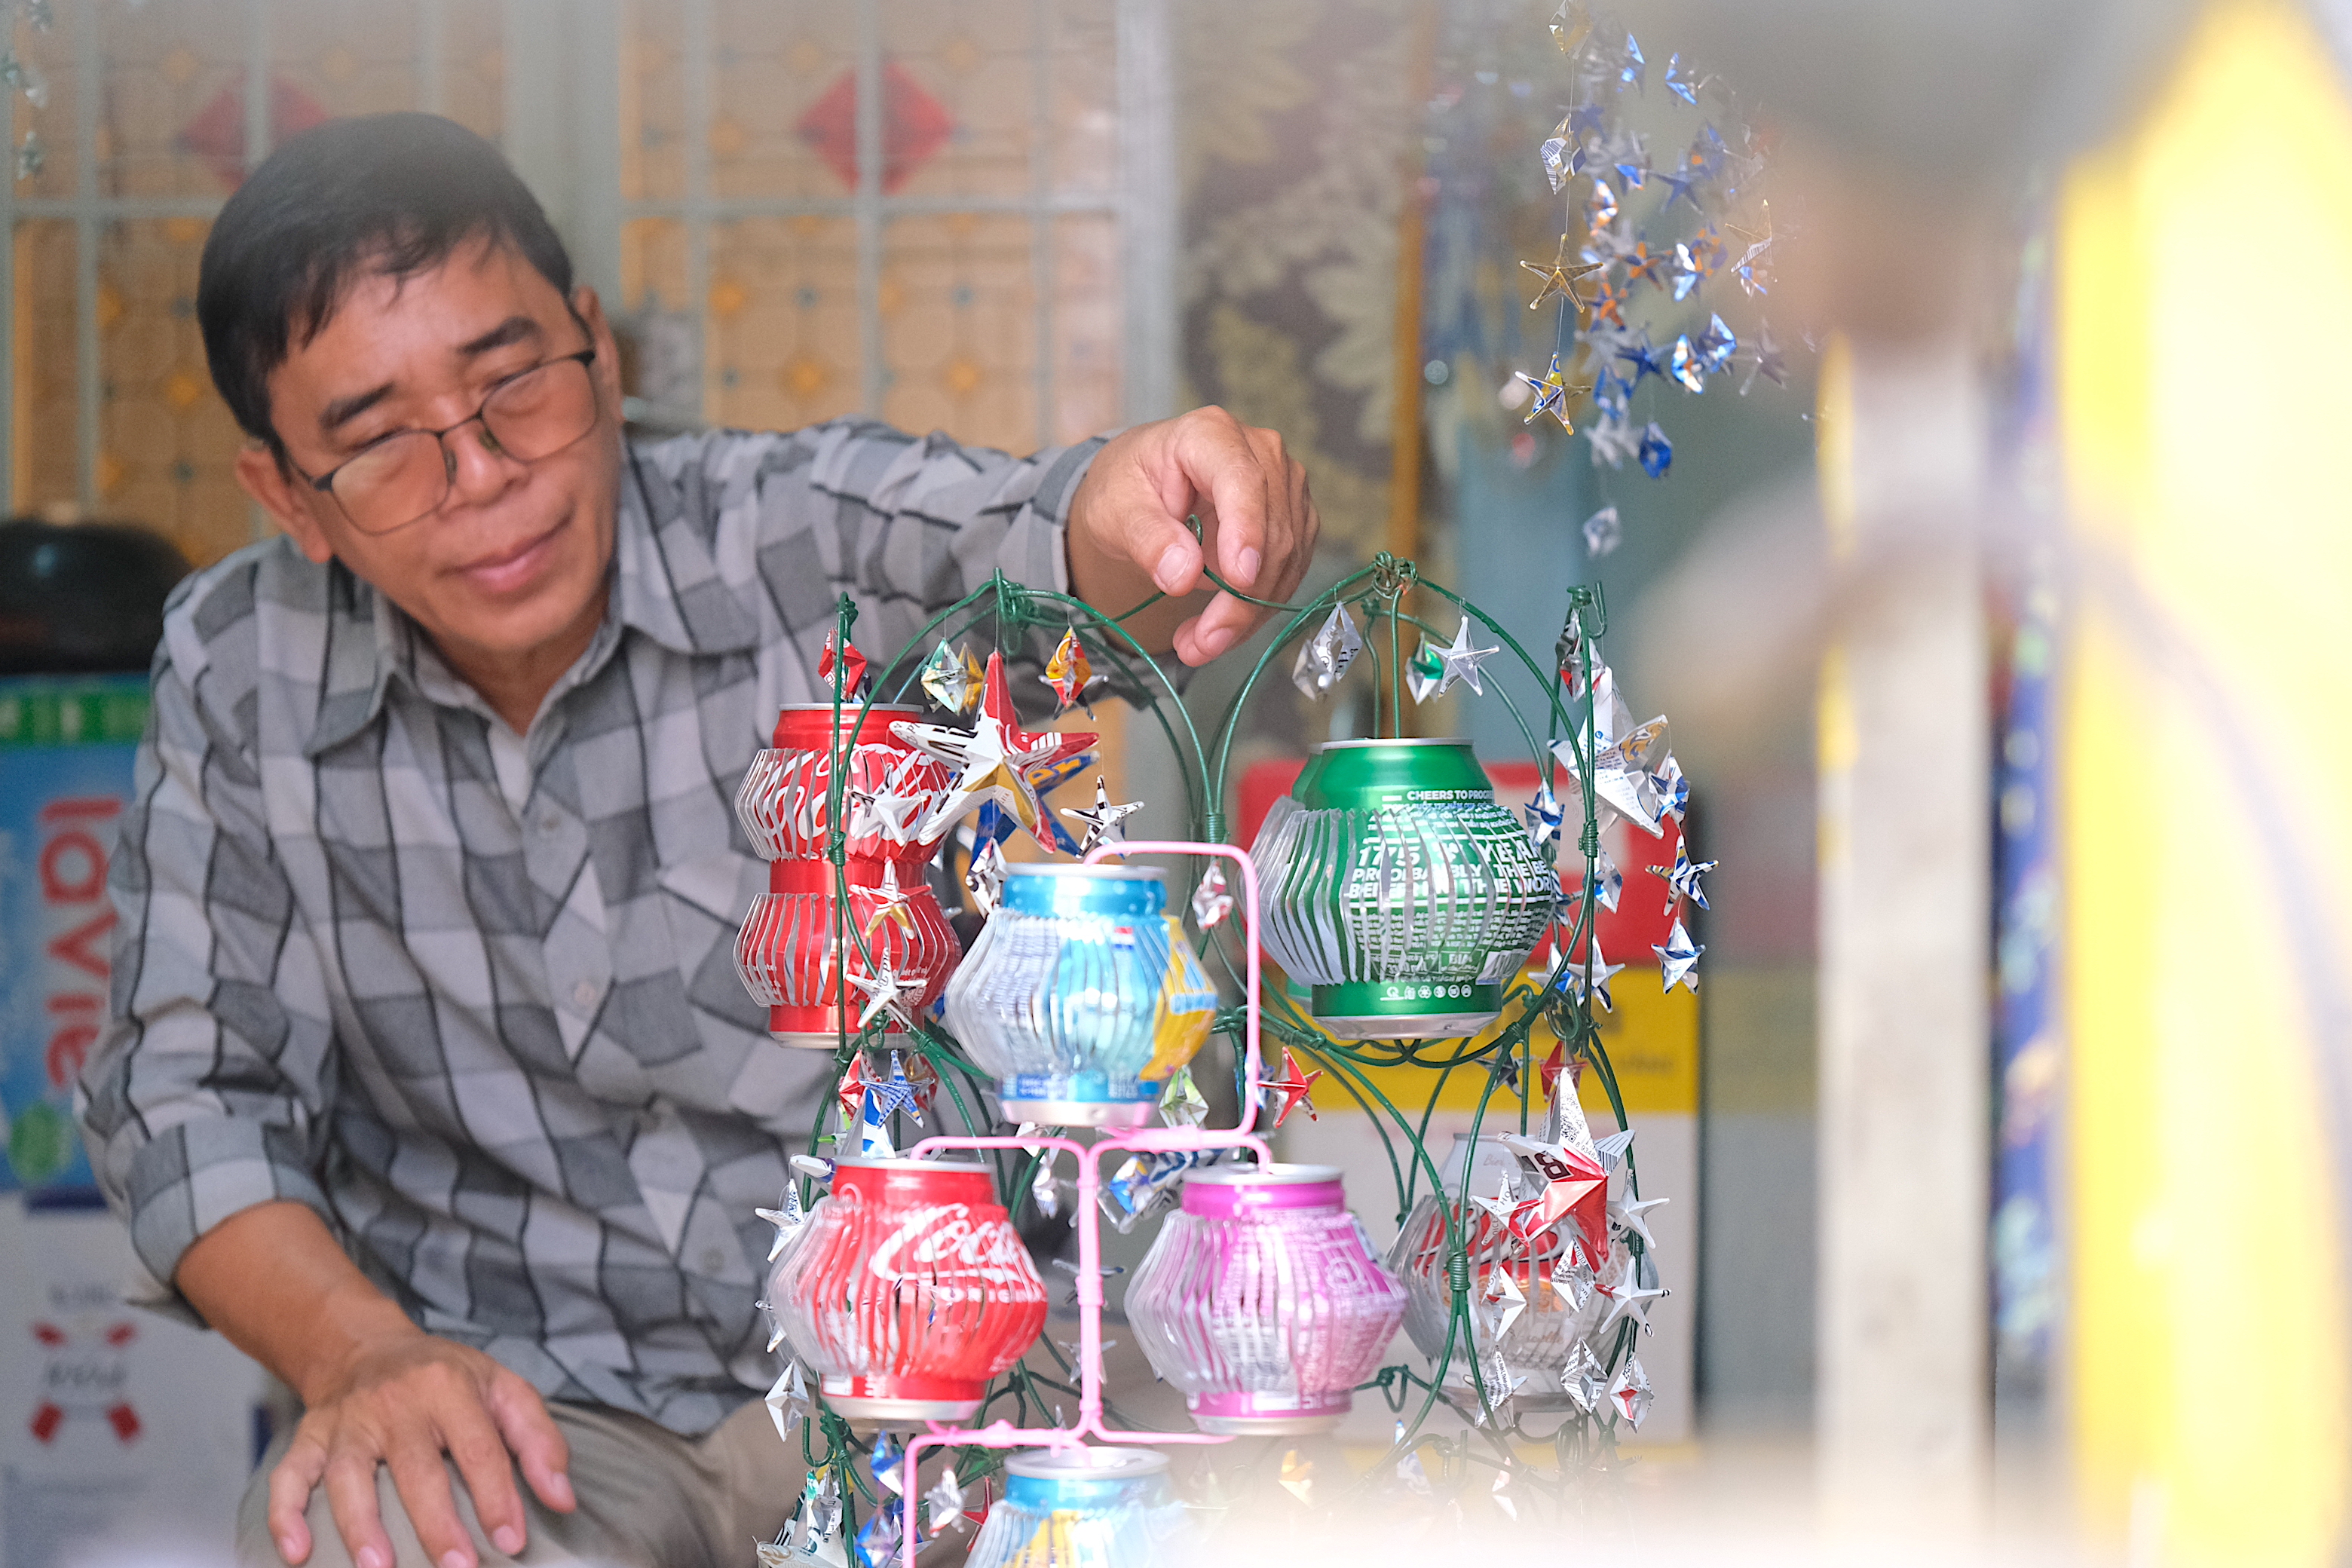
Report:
798,60,954,194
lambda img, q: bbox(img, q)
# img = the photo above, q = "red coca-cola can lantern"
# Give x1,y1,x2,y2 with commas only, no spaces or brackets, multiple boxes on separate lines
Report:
733,703,960,1048
767,1156,1049,1421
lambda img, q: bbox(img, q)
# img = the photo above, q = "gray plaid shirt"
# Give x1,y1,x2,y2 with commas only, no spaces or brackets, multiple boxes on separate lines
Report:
81,421,1101,1435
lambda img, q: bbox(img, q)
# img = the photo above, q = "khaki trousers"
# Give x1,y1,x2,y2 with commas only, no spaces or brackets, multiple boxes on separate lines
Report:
235,1397,798,1568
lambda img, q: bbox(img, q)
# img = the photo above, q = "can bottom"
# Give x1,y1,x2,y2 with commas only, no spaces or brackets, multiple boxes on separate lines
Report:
1193,1411,1343,1435
770,1027,912,1051
818,1379,982,1423
1313,1009,1501,1041
1000,1098,1156,1129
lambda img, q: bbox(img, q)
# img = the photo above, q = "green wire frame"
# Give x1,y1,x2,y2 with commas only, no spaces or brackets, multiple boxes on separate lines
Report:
773,562,1658,1538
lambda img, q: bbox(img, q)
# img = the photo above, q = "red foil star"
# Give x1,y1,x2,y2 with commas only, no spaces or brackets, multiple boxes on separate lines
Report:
1263,1048,1324,1129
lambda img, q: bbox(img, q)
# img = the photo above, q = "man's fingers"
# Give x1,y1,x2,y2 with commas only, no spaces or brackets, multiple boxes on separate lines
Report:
384,1435,476,1568
1174,412,1271,592
321,1448,398,1568
488,1370,576,1514
266,1430,330,1564
442,1398,529,1558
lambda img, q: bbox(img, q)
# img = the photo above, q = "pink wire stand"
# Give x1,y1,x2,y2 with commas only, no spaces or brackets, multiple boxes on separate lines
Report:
897,841,1269,1557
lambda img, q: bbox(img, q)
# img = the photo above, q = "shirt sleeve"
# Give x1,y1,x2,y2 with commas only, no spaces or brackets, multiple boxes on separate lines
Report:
650,421,1188,709
77,591,339,1313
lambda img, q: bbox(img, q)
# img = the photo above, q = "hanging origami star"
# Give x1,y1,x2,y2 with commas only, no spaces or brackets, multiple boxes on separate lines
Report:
1465,1172,1519,1237
1587,412,1639,470
894,651,1095,848
832,1053,876,1126
1059,773,1141,854
1582,504,1622,558
1606,128,1648,187
1664,52,1703,105
755,1182,807,1264
1555,1251,1600,1313
1625,238,1674,292
850,776,928,846
1262,1048,1322,1128
1652,754,1689,821
1596,1254,1667,1333
1582,274,1629,329
1697,313,1739,373
1406,614,1502,703
1190,862,1234,928
964,835,1006,914
1669,335,1707,394
1524,784,1564,853
1539,129,1576,195
1555,940,1625,1012
1561,1342,1608,1413
1618,32,1645,90
1031,1153,1064,1220
1655,917,1704,994
918,639,984,715
1585,176,1619,235
1554,716,1669,837
1670,242,1704,302
1291,601,1365,698
1521,234,1606,313
1614,329,1665,385
869,1435,905,1497
850,961,922,1033
1518,1139,1610,1254
1741,322,1790,393
1550,0,1594,54
1044,627,1095,714
818,631,868,701
862,1051,926,1123
763,1358,811,1444
859,860,918,939
1609,1355,1655,1428
923,1472,967,1536
1484,1271,1527,1341
1514,355,1570,427
1651,838,1717,911
1611,1193,1670,1250
1638,422,1674,478
1159,1065,1209,1129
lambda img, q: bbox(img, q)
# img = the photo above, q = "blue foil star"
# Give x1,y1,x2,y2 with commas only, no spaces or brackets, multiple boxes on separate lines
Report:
1638,422,1674,479
1669,335,1707,394
1619,34,1645,91
1697,313,1739,372
1615,329,1665,387
1665,52,1700,105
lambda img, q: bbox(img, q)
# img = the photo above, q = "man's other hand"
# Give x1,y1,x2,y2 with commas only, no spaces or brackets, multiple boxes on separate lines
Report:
1065,406,1321,666
268,1331,574,1568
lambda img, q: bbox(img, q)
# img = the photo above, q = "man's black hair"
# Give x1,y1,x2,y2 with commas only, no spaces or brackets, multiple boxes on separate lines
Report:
198,112,574,455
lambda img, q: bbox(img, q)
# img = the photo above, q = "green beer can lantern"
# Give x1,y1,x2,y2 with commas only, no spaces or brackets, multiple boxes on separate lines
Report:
1250,738,1558,1040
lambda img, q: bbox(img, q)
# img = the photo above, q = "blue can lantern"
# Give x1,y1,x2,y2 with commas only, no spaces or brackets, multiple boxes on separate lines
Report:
942,864,1218,1127
963,1447,1190,1568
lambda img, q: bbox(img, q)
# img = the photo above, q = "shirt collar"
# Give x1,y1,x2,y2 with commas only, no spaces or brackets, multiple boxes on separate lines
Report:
302,441,762,758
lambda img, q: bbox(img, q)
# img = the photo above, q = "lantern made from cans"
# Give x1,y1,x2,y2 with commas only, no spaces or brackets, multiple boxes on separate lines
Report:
1386,1133,1599,1405
733,704,961,1048
765,1156,1048,1421
964,1447,1191,1568
942,864,1218,1127
1250,737,1556,1040
1125,1162,1407,1434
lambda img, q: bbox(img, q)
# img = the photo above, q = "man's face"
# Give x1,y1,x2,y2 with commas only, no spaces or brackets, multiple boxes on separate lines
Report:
238,235,626,678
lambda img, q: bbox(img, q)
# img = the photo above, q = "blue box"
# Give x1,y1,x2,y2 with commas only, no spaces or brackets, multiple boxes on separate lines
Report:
0,678,150,1198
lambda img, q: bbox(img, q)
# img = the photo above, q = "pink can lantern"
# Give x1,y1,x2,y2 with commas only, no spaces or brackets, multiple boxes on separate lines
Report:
767,1156,1049,1422
733,703,961,1047
1125,1162,1406,1434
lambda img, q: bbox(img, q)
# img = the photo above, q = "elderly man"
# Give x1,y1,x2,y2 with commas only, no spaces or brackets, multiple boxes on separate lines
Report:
79,112,1315,1568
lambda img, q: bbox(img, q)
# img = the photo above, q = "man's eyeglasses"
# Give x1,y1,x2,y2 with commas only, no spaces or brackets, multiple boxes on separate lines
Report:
292,347,601,536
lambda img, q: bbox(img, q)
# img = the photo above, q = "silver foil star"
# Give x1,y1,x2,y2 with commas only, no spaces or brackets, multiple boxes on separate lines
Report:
1562,1342,1607,1413
1291,602,1365,699
1059,773,1141,854
1555,940,1625,1012
1609,1355,1655,1428
1655,916,1704,994
1652,838,1716,911
1410,614,1502,703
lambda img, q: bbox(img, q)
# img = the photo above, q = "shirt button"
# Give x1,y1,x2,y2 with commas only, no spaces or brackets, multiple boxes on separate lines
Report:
700,1247,728,1274
571,980,598,1010
538,810,562,834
